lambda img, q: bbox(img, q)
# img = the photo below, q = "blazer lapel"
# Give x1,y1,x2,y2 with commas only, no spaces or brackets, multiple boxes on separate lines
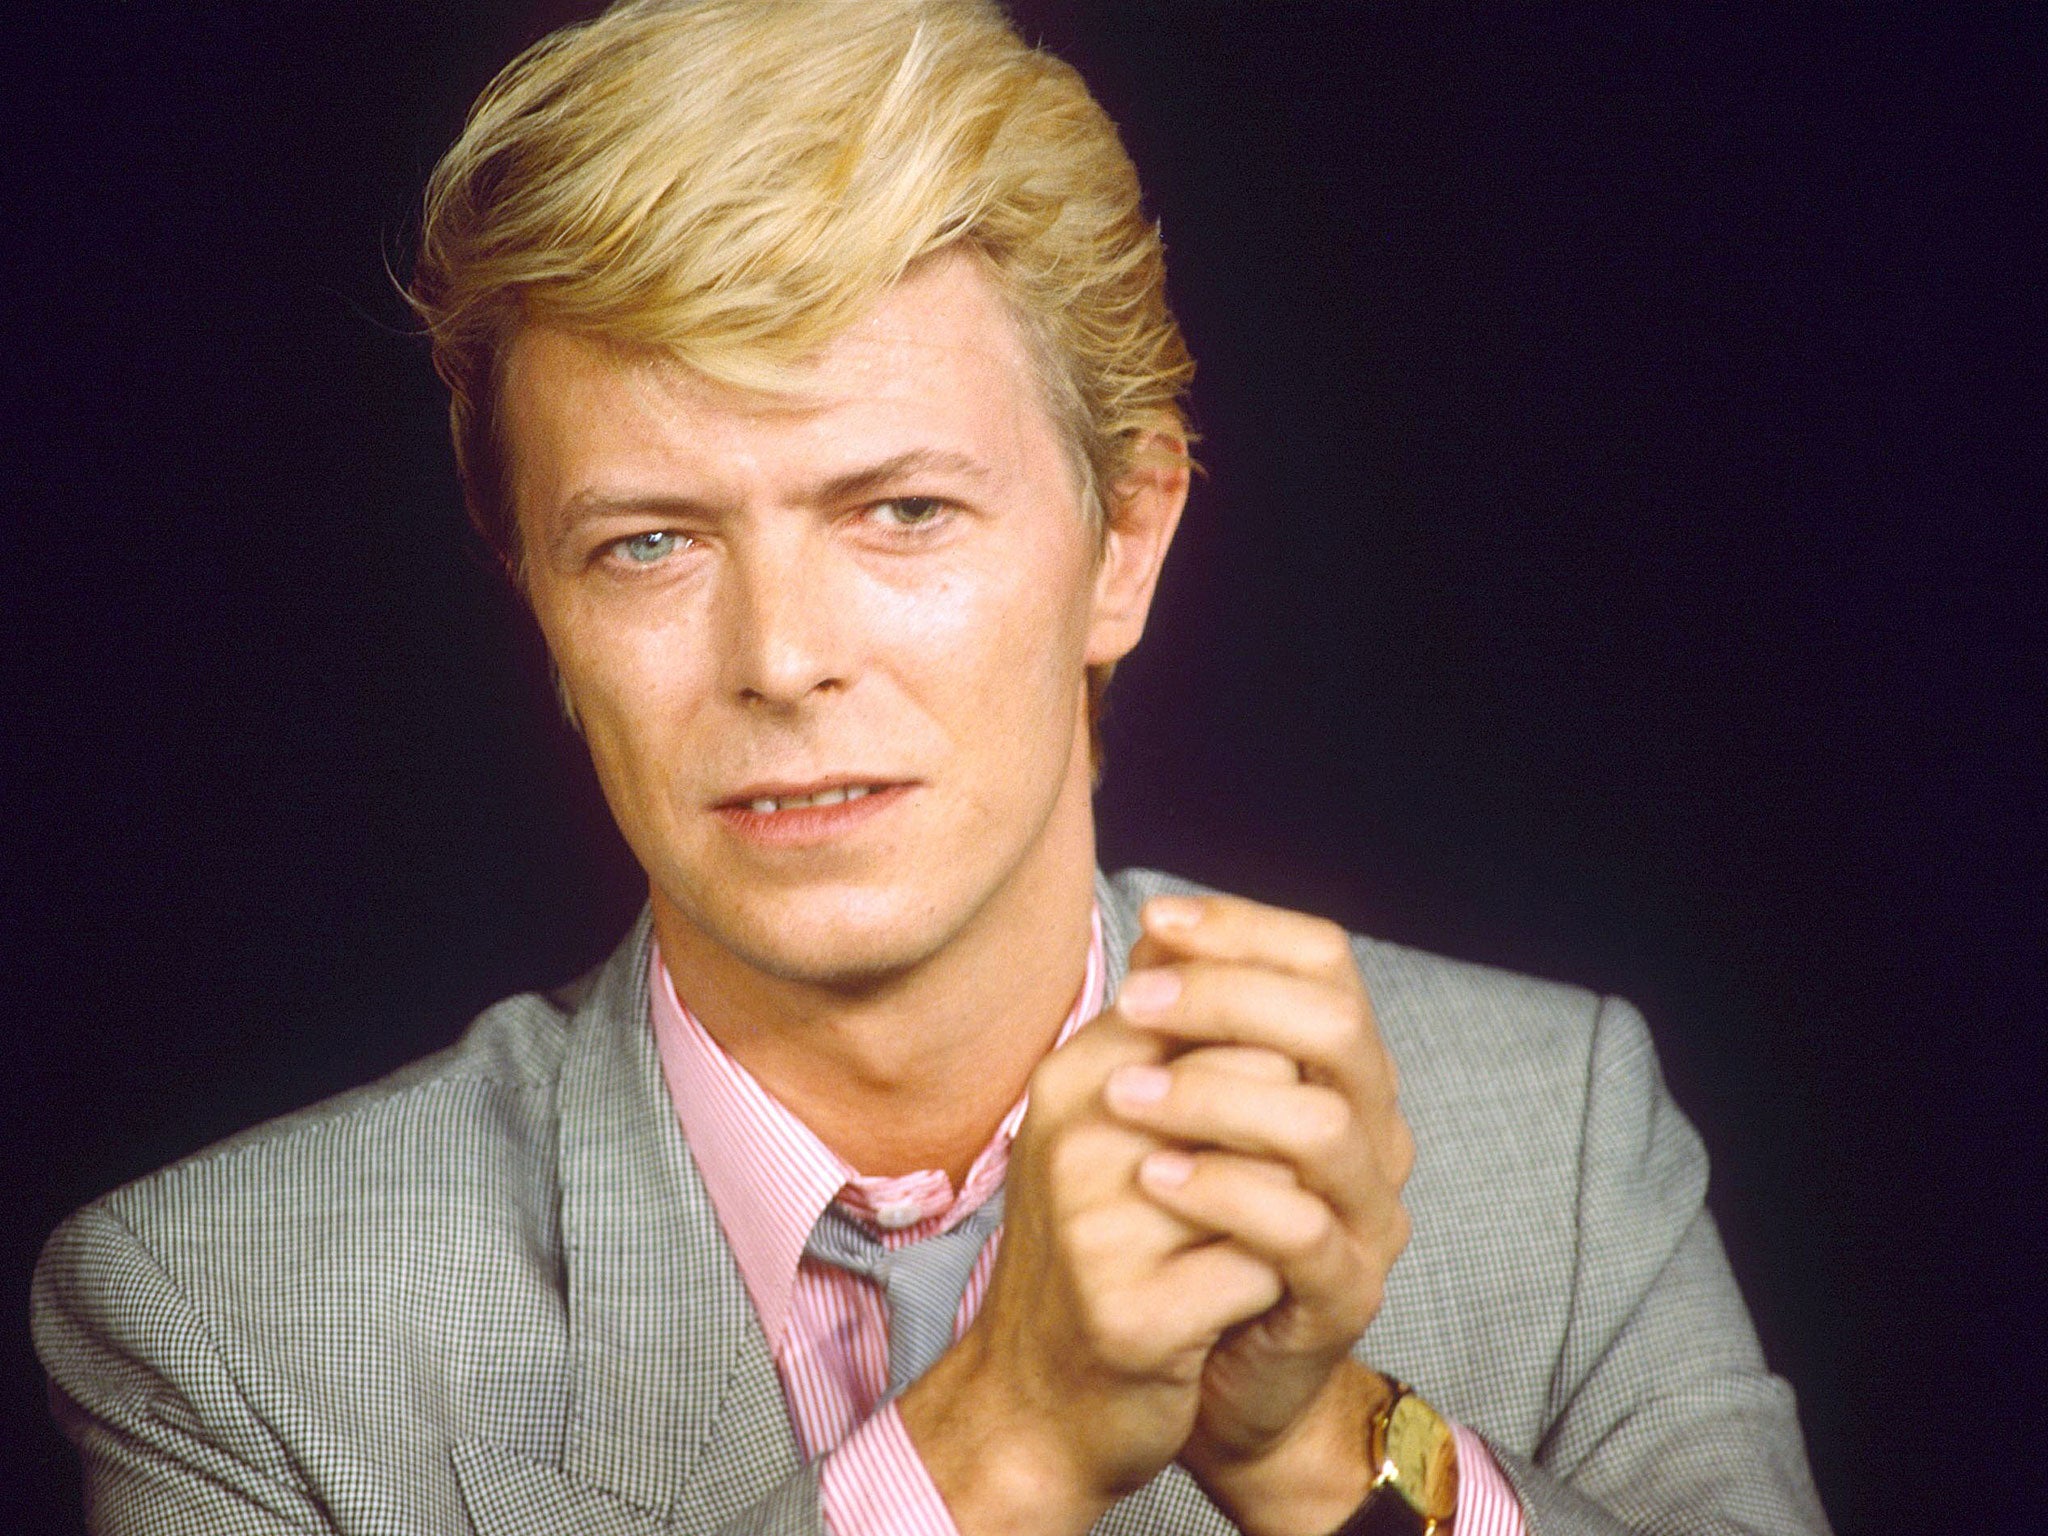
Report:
452,1442,670,1536
456,910,804,1534
458,878,1146,1534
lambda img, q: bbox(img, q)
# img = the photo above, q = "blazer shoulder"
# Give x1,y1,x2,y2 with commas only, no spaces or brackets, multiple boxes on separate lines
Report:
30,970,615,1533
1353,931,1606,1063
42,962,606,1290
168,981,572,1170
1105,864,1609,1063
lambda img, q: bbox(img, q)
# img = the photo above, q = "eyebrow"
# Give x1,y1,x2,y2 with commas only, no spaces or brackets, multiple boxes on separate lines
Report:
549,447,993,540
813,447,992,505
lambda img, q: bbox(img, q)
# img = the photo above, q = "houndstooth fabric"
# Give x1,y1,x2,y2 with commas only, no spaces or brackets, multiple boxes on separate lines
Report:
33,868,1831,1535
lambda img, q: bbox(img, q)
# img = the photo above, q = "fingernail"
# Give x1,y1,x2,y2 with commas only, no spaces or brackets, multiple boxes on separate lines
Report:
1107,1064,1172,1108
1117,968,1181,1018
1146,897,1201,931
1141,1150,1195,1189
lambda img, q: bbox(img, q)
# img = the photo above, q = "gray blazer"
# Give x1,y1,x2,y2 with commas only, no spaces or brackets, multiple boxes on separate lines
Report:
33,869,1831,1535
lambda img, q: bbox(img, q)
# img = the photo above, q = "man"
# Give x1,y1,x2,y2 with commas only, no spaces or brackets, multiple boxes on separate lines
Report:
33,3,1830,1533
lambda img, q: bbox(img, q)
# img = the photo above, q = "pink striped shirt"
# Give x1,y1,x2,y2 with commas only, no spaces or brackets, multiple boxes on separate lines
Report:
649,913,1525,1536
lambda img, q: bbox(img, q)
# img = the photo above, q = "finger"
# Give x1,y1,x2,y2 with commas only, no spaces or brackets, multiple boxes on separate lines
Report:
1175,1042,1299,1085
1127,1241,1286,1355
1103,1062,1377,1207
1124,927,1179,978
1138,1150,1402,1327
1139,1150,1353,1299
1035,1116,1169,1211
1114,961,1393,1100
1060,1183,1211,1276
1027,1010,1169,1123
1137,894,1362,989
1056,1228,1277,1384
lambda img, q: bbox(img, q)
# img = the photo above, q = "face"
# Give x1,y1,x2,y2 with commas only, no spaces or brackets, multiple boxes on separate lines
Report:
500,253,1182,990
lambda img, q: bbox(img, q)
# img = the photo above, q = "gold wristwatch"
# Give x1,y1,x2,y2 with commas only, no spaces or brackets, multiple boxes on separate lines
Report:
1326,1377,1459,1536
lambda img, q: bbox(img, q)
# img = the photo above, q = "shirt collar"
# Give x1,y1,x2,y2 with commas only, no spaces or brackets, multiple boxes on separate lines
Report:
647,907,1106,1352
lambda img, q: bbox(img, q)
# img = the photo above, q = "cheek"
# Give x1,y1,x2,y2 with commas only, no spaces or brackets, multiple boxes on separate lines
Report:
538,590,711,784
863,539,1095,737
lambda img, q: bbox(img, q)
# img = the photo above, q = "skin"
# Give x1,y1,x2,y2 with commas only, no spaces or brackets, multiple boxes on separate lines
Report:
498,251,1416,1536
907,897,1412,1536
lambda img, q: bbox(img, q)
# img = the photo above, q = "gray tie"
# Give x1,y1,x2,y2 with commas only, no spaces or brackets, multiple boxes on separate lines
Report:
804,1186,1007,1395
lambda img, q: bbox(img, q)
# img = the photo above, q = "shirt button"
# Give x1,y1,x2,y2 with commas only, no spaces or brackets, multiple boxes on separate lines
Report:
874,1199,924,1231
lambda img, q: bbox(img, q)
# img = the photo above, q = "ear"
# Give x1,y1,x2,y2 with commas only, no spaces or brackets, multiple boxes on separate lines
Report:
1085,435,1189,667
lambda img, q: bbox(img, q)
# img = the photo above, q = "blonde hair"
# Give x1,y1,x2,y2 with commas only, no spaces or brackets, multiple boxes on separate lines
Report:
409,0,1194,746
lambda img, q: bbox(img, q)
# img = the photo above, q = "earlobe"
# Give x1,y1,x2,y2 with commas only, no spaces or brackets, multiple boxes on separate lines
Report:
1086,437,1189,666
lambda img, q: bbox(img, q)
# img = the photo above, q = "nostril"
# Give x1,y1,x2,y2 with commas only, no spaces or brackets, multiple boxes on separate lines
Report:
736,674,846,706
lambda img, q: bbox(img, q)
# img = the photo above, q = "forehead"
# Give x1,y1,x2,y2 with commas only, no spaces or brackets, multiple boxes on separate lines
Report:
497,252,1078,524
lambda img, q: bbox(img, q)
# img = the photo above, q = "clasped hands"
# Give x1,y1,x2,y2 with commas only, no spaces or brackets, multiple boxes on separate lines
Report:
901,895,1416,1536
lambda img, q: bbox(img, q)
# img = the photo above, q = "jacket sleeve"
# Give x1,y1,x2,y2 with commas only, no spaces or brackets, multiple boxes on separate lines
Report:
1486,995,1832,1536
34,1202,333,1534
35,1205,833,1536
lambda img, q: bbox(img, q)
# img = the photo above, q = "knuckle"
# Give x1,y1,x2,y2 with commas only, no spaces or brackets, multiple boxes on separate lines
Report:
1385,1117,1417,1187
1200,1043,1294,1085
1217,1246,1286,1314
1355,1269,1388,1321
1068,1211,1168,1304
1049,1127,1119,1196
1307,916,1351,965
1063,1204,1126,1265
1387,1200,1413,1258
1027,1052,1074,1114
1047,1134,1086,1189
1292,1087,1353,1159
1278,1196,1336,1258
1307,993,1364,1058
1081,1290,1152,1370
1252,1260,1287,1313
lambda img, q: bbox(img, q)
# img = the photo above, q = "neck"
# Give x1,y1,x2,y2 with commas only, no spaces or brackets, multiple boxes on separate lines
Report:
652,762,1099,1187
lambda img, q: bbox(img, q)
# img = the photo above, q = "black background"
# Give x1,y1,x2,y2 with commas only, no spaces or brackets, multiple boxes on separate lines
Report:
5,4,2040,1531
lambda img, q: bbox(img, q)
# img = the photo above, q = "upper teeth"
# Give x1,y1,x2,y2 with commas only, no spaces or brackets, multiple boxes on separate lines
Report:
748,785,875,813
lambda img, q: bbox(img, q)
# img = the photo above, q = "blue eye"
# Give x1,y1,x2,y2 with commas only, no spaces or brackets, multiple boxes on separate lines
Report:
618,530,687,563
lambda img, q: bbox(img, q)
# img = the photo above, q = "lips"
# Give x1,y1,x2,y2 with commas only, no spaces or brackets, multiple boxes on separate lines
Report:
715,778,906,813
711,778,915,845
735,783,883,814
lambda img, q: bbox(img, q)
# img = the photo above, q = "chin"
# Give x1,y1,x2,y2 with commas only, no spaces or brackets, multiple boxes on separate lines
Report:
674,877,964,991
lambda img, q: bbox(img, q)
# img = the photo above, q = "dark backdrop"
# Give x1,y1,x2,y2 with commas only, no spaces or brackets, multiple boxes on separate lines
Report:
6,4,2039,1531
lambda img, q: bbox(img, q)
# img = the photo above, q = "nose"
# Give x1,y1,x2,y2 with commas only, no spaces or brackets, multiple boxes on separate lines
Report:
716,523,849,709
